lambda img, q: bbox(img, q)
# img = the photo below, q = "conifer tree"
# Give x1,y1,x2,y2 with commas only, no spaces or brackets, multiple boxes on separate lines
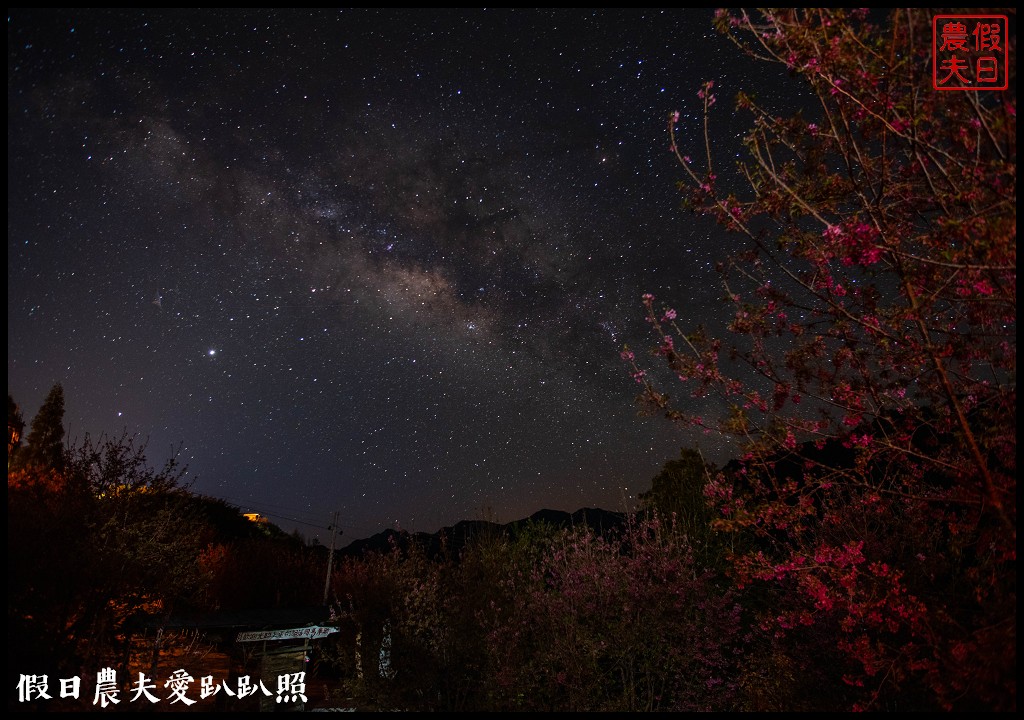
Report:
18,382,67,472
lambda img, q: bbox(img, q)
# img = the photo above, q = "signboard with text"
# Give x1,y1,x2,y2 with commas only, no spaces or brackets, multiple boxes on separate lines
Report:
236,626,338,643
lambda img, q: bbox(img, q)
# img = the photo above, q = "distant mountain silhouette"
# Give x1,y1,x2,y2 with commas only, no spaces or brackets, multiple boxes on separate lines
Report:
337,507,627,560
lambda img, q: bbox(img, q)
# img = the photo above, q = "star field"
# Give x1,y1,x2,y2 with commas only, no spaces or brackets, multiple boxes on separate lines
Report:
8,9,794,542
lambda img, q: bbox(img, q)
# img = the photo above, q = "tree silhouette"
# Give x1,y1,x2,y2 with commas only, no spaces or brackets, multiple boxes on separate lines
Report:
14,382,66,472
638,447,732,569
8,428,209,692
8,394,26,466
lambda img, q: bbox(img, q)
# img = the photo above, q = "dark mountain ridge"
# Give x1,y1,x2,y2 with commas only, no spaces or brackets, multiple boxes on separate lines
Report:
336,507,627,560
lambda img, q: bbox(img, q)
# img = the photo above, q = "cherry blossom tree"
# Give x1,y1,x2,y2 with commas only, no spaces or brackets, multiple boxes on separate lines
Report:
626,8,1015,710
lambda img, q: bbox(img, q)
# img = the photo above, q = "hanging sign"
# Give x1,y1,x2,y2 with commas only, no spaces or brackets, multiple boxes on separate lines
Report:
236,626,338,642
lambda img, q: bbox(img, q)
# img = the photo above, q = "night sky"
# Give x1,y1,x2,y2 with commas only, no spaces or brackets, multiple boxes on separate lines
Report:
8,9,800,544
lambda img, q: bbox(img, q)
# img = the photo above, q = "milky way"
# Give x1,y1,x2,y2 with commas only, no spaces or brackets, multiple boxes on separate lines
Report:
8,9,797,542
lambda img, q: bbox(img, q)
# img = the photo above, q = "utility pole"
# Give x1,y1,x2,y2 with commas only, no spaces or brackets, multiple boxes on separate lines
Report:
322,511,340,606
